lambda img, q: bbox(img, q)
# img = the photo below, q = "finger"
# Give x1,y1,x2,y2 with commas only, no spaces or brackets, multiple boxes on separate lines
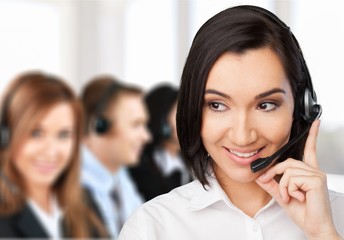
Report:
282,175,306,203
257,158,317,184
278,168,315,203
255,177,285,206
303,119,321,168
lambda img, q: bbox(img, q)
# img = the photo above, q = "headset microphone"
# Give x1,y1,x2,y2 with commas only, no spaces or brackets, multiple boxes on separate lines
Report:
250,124,310,172
250,105,322,173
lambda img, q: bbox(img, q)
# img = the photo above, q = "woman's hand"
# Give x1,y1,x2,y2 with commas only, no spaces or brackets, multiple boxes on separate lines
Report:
255,120,341,240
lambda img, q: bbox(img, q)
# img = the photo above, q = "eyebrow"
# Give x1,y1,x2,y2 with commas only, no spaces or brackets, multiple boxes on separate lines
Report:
204,88,286,99
255,88,286,99
204,89,230,99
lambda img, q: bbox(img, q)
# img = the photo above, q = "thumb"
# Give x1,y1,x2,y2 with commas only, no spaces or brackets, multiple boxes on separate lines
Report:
255,177,287,205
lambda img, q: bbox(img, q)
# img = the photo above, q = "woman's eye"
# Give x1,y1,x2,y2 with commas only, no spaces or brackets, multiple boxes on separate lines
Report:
208,102,228,112
31,129,43,138
258,102,279,112
58,130,73,139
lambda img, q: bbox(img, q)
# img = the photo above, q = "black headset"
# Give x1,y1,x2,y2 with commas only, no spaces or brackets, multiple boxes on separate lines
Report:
0,106,11,150
0,91,20,195
240,5,322,172
93,82,122,134
0,80,24,149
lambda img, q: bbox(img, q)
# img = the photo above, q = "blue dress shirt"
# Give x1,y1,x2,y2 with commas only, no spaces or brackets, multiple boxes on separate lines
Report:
81,146,143,238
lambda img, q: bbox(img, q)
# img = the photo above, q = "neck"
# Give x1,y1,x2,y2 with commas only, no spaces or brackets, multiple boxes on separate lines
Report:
85,138,120,174
27,185,52,214
216,174,272,218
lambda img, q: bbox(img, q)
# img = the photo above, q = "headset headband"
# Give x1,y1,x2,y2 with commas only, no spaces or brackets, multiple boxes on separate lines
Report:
94,82,122,118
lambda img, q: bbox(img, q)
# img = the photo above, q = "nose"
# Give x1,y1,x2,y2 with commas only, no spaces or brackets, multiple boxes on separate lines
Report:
44,138,59,159
228,111,258,147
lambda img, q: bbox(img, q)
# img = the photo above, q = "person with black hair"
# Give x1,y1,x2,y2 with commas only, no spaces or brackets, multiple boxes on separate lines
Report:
129,83,192,201
119,5,344,239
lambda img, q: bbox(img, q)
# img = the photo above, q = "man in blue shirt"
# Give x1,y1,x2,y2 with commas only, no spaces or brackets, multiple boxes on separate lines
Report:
80,75,151,238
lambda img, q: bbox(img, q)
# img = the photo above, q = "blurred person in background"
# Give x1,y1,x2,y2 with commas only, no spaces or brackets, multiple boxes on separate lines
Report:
80,74,151,238
129,83,192,201
0,71,107,238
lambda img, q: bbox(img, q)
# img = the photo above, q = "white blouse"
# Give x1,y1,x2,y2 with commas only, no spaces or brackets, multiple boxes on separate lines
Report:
28,196,63,239
118,177,344,240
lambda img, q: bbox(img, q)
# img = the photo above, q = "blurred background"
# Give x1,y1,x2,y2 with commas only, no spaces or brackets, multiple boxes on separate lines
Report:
0,0,343,174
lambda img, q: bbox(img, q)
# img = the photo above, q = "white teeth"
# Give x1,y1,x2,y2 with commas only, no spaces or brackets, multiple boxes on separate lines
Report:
229,149,259,158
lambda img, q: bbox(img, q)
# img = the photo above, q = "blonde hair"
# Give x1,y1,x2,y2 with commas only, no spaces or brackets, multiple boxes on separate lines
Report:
0,71,106,237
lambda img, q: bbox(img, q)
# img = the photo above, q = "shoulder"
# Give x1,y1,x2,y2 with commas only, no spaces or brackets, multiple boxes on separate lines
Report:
122,180,201,224
328,190,344,236
118,180,209,239
329,189,344,205
0,204,48,238
81,187,104,223
0,214,16,237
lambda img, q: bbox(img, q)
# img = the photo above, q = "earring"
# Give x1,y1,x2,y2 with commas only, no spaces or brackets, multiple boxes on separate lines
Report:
206,153,210,160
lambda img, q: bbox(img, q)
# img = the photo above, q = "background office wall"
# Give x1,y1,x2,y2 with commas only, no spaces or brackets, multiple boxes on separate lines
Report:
0,0,343,173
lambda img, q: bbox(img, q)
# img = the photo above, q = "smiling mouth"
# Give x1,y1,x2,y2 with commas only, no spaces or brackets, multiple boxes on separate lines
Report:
226,148,263,158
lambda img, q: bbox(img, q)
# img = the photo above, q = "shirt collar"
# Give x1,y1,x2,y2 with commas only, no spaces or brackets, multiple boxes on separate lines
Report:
81,145,121,192
188,172,277,215
188,174,231,210
153,148,185,176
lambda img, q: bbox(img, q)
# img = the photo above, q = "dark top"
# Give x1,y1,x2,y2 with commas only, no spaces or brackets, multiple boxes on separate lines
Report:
129,151,192,201
0,189,106,238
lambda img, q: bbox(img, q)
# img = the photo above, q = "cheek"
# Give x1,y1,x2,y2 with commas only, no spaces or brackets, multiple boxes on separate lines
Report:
259,114,293,145
201,112,225,145
63,141,75,162
13,141,39,167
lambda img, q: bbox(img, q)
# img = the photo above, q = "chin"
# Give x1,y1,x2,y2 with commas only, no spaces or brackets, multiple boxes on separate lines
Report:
223,168,258,183
127,157,139,166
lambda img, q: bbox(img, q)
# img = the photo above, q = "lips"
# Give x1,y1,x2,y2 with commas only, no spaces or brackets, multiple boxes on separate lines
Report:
34,161,58,174
229,149,259,158
224,147,263,165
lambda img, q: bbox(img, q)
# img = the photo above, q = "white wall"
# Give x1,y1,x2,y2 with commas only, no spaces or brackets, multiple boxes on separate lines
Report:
0,0,343,173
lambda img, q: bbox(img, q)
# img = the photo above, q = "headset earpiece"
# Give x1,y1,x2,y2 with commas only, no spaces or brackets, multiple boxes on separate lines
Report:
302,88,322,122
93,82,121,135
94,116,111,134
0,125,10,149
0,94,10,149
161,121,172,139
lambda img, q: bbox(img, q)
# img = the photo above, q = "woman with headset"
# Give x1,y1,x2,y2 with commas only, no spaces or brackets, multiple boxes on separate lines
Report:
119,5,344,239
0,71,107,238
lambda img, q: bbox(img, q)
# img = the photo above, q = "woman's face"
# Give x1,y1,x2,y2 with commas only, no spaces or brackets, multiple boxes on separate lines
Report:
13,103,75,191
201,47,294,184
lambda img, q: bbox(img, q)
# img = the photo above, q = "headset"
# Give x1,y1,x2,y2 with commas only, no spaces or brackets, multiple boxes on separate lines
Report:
93,82,122,134
0,79,26,149
161,121,172,139
239,5,323,172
